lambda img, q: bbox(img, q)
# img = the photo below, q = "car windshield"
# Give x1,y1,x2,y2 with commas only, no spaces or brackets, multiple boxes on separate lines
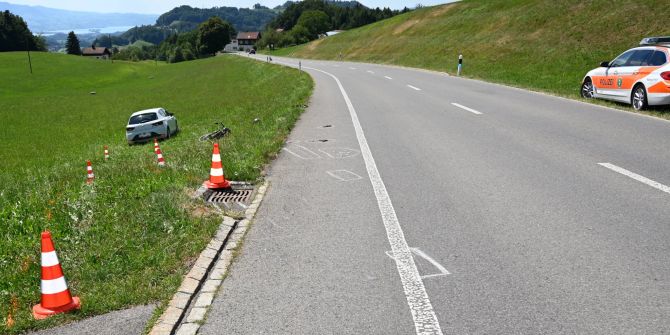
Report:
128,112,158,125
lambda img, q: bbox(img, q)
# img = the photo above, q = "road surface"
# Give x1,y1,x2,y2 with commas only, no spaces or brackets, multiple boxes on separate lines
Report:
198,54,670,334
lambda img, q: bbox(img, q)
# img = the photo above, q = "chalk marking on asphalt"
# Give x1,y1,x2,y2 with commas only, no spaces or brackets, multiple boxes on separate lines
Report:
407,84,422,91
367,70,375,74
451,103,483,115
296,145,321,158
305,65,443,335
385,248,450,279
598,163,670,195
326,169,363,182
281,146,320,160
385,76,393,80
319,147,360,159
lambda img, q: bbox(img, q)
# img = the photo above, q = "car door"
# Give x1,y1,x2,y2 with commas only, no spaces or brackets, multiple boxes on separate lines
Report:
596,50,635,97
615,49,654,98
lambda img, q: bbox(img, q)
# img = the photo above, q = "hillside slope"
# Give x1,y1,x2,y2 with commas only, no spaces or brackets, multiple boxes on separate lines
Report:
277,0,669,100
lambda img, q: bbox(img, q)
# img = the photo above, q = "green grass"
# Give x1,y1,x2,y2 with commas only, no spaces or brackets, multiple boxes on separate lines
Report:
0,52,312,333
269,0,670,118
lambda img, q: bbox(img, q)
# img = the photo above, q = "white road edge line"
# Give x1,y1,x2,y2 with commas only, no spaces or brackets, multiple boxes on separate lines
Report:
384,76,393,80
407,84,422,91
451,103,483,115
598,163,670,194
306,65,443,335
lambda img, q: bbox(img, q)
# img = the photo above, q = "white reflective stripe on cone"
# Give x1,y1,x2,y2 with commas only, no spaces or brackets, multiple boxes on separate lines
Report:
41,251,60,267
211,154,221,162
157,154,163,159
41,277,68,294
87,168,93,171
210,168,224,177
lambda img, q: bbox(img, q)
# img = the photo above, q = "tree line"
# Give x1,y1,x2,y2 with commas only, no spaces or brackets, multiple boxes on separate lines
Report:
0,10,46,52
258,0,410,49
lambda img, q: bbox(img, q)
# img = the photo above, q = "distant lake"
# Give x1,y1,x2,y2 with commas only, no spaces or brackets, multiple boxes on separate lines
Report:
39,26,135,36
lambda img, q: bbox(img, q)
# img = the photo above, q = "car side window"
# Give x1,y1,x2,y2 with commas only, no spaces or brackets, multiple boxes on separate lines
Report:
610,50,635,67
625,50,654,66
158,109,165,117
648,51,667,66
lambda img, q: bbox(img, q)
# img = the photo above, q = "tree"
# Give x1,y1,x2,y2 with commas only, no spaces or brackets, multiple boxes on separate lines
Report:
296,10,329,39
66,31,81,55
197,17,234,56
0,10,46,51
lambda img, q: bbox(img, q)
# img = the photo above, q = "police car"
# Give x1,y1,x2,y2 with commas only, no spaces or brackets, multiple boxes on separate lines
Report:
581,37,670,110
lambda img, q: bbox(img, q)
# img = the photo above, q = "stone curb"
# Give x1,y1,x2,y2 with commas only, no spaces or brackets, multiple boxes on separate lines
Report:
148,181,269,335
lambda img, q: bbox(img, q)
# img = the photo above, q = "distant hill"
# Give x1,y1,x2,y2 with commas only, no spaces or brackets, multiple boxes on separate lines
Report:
0,1,157,33
156,5,277,33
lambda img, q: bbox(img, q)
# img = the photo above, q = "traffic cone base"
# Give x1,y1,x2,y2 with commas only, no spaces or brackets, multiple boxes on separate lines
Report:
203,179,230,189
32,296,80,320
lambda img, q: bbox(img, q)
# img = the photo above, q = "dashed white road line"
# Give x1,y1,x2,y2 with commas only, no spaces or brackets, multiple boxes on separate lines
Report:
367,70,375,74
349,67,357,70
305,65,443,335
598,163,670,194
451,103,483,115
384,76,393,80
407,84,422,91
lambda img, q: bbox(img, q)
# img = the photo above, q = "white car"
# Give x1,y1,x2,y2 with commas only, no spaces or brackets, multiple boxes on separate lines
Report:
126,108,178,144
581,36,670,110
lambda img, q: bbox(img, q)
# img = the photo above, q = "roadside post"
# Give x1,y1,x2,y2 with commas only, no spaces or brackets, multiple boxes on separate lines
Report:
457,54,463,76
299,61,302,71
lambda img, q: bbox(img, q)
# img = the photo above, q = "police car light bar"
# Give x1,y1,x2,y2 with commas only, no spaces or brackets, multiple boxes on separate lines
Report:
640,36,670,46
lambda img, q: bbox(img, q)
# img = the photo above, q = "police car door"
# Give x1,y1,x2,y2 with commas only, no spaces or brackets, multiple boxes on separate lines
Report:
599,50,635,98
615,49,654,98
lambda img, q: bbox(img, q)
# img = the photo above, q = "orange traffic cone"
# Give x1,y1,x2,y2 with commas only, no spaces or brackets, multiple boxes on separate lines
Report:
203,143,230,189
33,231,81,320
104,146,109,160
86,160,94,184
156,147,166,167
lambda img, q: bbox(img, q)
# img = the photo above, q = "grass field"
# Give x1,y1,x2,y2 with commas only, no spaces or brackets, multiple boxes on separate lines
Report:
270,0,670,118
0,52,312,333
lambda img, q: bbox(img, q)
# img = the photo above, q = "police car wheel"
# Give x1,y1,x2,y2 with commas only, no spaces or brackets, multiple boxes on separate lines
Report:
631,85,648,111
580,79,594,99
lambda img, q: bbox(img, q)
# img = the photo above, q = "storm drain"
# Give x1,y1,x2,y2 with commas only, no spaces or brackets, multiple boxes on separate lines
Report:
203,183,257,212
207,189,254,203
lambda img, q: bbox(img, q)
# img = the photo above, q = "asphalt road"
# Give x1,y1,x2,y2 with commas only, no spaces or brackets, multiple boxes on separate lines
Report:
199,54,670,334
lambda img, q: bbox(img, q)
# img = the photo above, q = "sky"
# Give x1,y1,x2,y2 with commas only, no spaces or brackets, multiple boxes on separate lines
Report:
4,1,451,14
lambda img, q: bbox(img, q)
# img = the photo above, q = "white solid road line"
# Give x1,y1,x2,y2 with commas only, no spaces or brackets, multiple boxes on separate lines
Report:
306,65,443,335
451,103,483,115
407,85,422,91
385,76,393,80
598,163,670,195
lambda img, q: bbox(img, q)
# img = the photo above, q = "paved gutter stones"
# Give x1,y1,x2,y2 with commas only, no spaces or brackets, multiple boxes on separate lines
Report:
148,182,268,335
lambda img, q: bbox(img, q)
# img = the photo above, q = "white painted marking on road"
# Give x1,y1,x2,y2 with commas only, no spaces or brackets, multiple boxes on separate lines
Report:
326,169,363,182
385,248,450,279
407,84,422,91
367,70,375,74
451,103,483,115
349,67,357,70
306,66,443,335
598,163,670,195
384,76,393,80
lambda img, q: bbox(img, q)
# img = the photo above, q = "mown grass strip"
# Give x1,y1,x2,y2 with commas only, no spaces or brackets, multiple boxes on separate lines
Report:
0,52,312,333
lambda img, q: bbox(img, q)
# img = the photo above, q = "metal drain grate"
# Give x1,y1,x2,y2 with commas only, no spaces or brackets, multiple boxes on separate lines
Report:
206,189,254,204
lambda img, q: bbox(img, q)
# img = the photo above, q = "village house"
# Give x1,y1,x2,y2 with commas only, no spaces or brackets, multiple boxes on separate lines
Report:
234,32,261,52
81,46,112,59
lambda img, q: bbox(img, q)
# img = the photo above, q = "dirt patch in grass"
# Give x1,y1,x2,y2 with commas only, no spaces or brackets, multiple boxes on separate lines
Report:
393,19,420,35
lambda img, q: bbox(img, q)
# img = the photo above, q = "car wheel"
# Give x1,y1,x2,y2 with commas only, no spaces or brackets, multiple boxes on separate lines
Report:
166,126,171,139
631,85,648,111
580,78,594,99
